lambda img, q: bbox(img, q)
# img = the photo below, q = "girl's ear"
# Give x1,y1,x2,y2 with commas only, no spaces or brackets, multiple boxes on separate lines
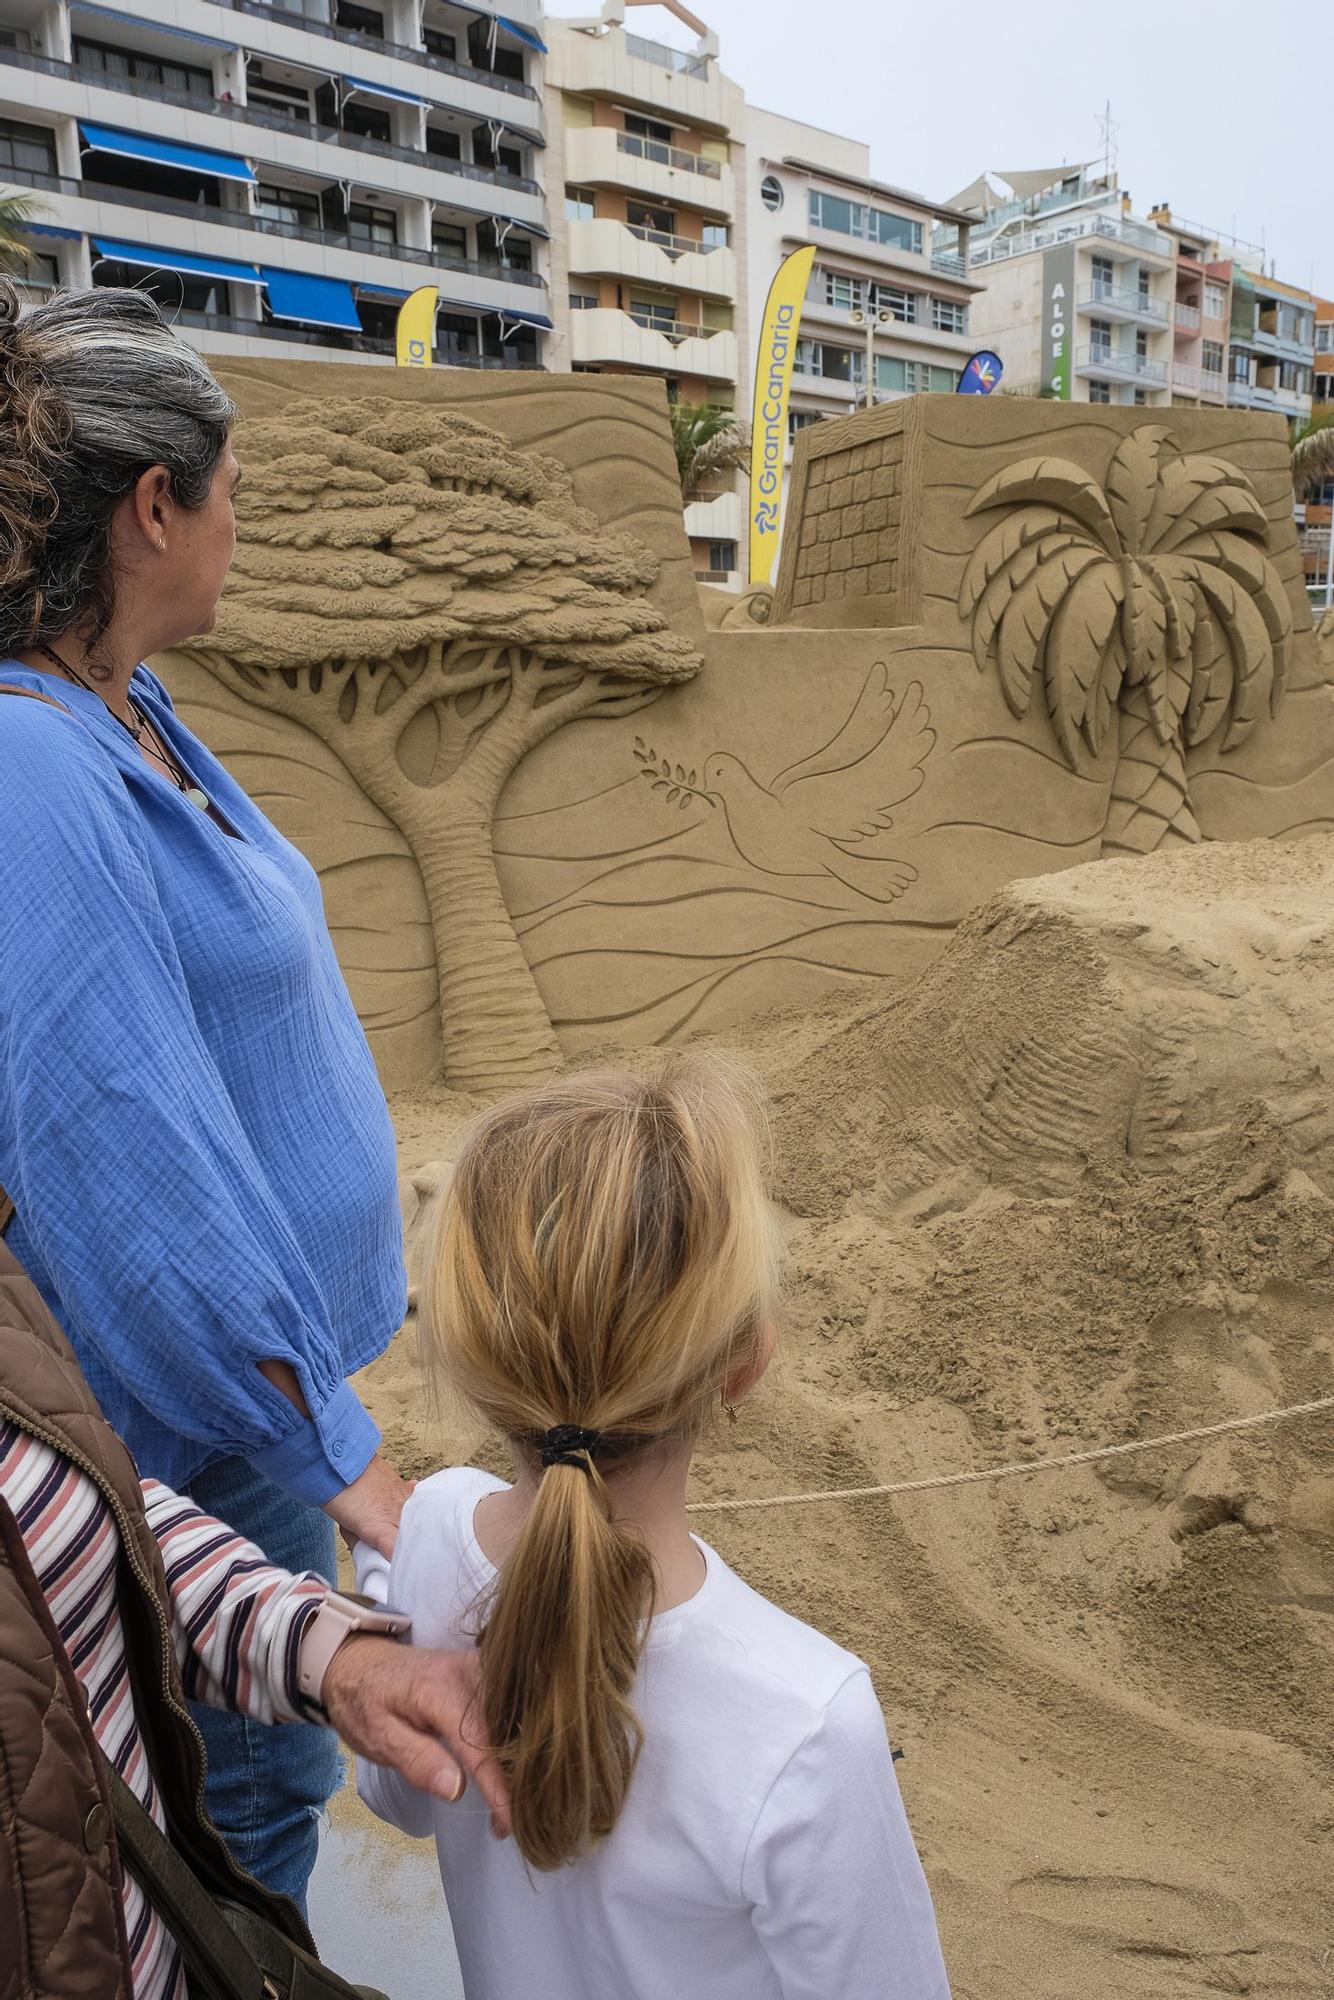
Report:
723,1318,777,1407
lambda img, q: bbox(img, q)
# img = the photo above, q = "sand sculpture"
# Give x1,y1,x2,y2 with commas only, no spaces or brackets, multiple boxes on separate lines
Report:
165,375,1333,1092
368,832,1334,1999
155,370,1334,1989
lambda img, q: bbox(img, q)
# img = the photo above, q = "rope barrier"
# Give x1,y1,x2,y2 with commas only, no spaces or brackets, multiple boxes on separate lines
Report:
686,1391,1334,1516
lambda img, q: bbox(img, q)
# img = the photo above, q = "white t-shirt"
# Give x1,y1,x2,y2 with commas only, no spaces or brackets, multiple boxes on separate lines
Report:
355,1467,950,2000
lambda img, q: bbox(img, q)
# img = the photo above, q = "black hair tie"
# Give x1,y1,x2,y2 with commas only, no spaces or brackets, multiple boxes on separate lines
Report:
540,1424,602,1471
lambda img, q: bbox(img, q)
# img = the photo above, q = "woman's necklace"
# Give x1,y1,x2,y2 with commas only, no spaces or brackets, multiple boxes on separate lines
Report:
35,640,212,814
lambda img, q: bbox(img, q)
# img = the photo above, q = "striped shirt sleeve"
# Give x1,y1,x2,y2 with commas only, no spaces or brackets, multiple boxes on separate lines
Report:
142,1478,330,1724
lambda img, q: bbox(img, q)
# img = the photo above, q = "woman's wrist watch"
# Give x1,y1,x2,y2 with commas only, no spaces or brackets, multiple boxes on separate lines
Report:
298,1591,412,1709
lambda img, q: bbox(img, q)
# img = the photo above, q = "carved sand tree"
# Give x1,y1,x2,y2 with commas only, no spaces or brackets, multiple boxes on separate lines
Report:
959,425,1292,853
188,398,701,1090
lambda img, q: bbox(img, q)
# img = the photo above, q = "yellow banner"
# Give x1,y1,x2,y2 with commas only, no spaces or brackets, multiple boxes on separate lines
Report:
396,286,438,368
748,244,815,588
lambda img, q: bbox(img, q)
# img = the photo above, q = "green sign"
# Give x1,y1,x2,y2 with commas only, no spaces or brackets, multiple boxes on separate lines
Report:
1041,243,1076,400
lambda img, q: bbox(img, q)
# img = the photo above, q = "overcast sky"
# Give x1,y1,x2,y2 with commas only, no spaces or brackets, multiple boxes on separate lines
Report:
554,0,1328,298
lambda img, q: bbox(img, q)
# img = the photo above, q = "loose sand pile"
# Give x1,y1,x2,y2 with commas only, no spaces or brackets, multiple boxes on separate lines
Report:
356,833,1334,1998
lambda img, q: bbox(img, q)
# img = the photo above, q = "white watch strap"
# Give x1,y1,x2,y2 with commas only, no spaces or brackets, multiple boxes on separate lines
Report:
298,1593,411,1705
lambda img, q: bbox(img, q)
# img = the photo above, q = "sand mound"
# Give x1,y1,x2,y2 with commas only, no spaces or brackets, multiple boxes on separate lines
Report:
359,833,1334,1997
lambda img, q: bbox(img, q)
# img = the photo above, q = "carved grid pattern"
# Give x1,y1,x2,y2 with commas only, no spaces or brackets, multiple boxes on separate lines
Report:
788,433,904,610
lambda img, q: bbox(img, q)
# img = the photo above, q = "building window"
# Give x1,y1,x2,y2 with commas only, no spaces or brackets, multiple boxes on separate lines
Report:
788,408,822,440
1135,328,1149,359
795,337,862,384
874,357,958,394
808,190,922,255
565,185,596,222
630,297,678,332
342,99,391,143
1088,381,1112,404
569,291,597,311
1089,316,1113,360
760,174,783,212
822,270,861,312
1230,354,1252,385
473,126,522,178
95,260,230,318
349,202,397,249
871,283,917,321
18,250,59,295
877,355,908,393
256,182,321,230
1202,339,1225,374
1136,269,1151,306
1315,321,1334,352
246,65,312,122
0,118,57,178
423,26,456,59
438,310,482,356
707,541,737,574
336,1,385,31
478,221,531,271
624,112,674,146
427,125,463,160
1133,389,1147,405
1203,281,1226,319
432,219,468,260
931,297,967,334
73,36,213,96
628,199,675,239
1091,253,1114,298
701,221,728,249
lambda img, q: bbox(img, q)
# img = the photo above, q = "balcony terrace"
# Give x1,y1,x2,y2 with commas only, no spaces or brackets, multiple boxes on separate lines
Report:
1076,345,1168,387
1076,282,1169,326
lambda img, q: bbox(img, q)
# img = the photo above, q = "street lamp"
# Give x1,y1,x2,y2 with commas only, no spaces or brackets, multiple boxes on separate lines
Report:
850,304,896,411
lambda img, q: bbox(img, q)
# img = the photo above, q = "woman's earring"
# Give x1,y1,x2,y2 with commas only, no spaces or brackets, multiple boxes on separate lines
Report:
722,1396,738,1425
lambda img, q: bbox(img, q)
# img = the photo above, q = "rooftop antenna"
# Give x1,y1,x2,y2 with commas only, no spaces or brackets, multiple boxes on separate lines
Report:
1097,99,1119,183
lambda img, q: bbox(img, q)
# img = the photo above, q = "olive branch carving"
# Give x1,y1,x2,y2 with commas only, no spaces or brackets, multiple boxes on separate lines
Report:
633,737,712,809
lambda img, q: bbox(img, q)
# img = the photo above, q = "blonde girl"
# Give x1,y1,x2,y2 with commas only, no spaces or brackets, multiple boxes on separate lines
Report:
355,1058,950,2000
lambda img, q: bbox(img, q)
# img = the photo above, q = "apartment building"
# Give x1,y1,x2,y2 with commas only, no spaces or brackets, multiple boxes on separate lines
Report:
1316,296,1333,407
1226,261,1315,423
1144,205,1232,406
0,0,551,368
1301,297,1333,598
545,0,745,581
746,107,982,449
937,166,1176,406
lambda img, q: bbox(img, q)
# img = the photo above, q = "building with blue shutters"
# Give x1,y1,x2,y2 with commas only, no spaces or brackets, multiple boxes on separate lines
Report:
0,0,551,369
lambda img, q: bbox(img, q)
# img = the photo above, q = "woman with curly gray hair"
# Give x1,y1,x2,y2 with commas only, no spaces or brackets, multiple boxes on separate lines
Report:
0,282,416,1905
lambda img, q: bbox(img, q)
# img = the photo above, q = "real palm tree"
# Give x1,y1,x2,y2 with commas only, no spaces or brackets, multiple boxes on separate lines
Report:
670,400,750,504
959,424,1291,854
0,191,40,274
1291,409,1334,498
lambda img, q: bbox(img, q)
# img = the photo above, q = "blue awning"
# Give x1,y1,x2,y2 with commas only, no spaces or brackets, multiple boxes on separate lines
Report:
498,16,547,52
80,122,255,184
28,222,82,242
357,281,410,303
92,238,262,286
70,1,233,48
342,73,426,107
262,268,362,331
495,306,552,330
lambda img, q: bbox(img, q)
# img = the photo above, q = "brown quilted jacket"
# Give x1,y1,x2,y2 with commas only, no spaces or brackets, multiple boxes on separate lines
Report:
0,1242,312,1999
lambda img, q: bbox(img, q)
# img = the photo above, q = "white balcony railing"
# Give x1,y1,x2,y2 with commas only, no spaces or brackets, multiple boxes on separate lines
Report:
616,131,721,179
1176,302,1201,331
1078,282,1168,323
626,221,724,258
969,210,1174,268
624,31,710,79
1077,345,1168,385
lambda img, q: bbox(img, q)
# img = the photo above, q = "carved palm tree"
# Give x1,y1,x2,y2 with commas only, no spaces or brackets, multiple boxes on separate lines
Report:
187,398,700,1091
959,425,1293,853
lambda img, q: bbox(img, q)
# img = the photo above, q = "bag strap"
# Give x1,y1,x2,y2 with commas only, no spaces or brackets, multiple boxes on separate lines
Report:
0,683,72,1240
102,1754,267,2000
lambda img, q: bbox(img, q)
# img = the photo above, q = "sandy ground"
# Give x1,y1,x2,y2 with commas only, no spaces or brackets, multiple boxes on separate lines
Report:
342,833,1334,2000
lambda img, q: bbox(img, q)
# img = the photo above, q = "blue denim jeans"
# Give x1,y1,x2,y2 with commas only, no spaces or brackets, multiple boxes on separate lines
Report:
185,1456,342,1910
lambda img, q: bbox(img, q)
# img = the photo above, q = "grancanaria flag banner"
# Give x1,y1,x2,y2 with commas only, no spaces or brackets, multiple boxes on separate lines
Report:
958,349,1003,395
749,244,816,588
396,286,438,368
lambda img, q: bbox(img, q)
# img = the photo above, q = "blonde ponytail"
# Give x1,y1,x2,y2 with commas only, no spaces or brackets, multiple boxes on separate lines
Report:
480,1456,653,1870
425,1055,781,1871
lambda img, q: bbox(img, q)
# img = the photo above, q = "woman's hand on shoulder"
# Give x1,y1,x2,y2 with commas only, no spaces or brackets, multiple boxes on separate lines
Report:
323,1451,415,1558
321,1635,510,1838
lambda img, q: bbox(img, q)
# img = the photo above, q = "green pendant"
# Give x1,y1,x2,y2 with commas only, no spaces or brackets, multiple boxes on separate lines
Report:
184,786,211,812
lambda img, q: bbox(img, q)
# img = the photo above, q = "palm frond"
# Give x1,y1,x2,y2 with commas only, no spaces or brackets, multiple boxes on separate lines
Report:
1291,415,1334,497
0,191,41,272
670,401,750,502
